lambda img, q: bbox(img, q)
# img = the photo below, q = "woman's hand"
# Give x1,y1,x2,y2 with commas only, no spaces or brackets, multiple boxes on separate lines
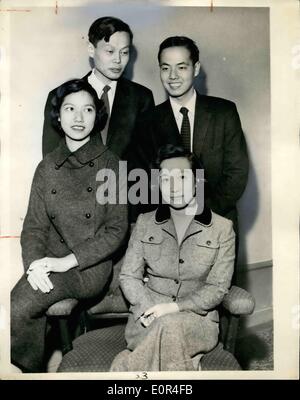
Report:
43,254,78,273
26,254,78,293
141,303,180,327
140,313,156,328
27,260,53,293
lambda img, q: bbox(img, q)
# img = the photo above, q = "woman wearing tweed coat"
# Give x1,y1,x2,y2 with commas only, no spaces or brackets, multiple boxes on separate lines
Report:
11,79,128,372
110,144,235,371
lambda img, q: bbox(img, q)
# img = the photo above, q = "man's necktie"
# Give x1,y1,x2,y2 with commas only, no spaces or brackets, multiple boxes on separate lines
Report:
100,85,111,145
180,107,191,152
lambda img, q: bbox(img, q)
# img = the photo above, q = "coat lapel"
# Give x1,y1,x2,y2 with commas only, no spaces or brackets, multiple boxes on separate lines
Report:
158,95,212,156
181,221,203,243
106,79,130,146
158,100,182,146
154,203,212,243
192,94,212,157
161,219,177,240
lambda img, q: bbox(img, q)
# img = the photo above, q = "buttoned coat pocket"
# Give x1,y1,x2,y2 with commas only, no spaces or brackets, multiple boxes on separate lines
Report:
141,234,163,262
193,237,220,266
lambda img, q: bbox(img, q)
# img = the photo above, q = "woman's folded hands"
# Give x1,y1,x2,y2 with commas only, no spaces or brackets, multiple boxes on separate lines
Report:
140,302,179,327
26,254,78,293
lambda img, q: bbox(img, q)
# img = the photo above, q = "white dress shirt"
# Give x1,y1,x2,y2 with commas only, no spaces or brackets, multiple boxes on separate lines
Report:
169,90,197,152
88,69,117,111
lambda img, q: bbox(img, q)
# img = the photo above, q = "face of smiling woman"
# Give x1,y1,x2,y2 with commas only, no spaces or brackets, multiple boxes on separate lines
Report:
59,90,96,150
159,157,196,209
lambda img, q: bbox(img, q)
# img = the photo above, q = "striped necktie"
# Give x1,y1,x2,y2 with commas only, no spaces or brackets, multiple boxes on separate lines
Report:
180,107,191,152
100,85,111,145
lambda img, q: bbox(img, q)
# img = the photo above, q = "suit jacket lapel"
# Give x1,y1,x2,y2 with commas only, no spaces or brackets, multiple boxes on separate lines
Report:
192,94,212,157
82,74,129,148
159,100,182,145
106,79,130,146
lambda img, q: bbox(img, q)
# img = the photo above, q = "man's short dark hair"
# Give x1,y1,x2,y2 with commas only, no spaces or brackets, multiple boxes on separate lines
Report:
153,143,203,177
88,16,133,47
158,36,199,65
50,79,106,136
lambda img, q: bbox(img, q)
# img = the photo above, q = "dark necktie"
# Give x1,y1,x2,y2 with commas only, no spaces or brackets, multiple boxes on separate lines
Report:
179,107,191,152
100,85,111,145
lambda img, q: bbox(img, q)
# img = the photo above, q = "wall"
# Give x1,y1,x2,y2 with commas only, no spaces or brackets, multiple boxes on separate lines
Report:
4,4,272,324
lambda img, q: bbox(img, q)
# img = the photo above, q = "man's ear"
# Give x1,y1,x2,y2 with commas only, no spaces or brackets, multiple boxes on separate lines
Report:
194,61,201,77
87,42,95,58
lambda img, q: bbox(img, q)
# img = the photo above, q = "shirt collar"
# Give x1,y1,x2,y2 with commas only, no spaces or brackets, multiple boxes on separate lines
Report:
155,201,212,226
54,134,107,167
169,89,197,117
88,69,117,96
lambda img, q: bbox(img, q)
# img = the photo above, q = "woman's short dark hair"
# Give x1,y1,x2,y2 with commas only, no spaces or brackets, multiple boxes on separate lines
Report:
50,79,106,136
158,36,199,65
153,144,204,177
88,16,133,47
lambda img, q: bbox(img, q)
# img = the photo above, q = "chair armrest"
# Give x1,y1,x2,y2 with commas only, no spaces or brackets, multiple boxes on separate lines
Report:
46,299,79,317
87,287,129,316
222,286,255,315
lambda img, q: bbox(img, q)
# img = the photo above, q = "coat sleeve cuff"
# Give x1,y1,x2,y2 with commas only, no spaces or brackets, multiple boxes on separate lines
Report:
70,240,93,270
177,298,208,315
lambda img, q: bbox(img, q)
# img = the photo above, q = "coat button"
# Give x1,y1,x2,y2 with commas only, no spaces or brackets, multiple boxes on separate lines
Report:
179,258,184,264
55,165,60,170
85,213,91,219
206,240,211,245
87,187,93,192
51,189,57,194
60,238,64,243
172,296,176,301
174,279,179,284
89,161,94,167
51,215,55,220
149,236,154,242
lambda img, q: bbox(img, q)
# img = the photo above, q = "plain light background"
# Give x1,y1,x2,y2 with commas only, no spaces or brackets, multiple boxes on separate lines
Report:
7,5,270,285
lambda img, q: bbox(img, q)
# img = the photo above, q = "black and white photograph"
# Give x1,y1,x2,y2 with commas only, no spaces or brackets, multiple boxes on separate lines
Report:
0,0,298,380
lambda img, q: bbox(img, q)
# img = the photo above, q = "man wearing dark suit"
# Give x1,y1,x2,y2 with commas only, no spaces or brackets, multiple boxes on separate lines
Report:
142,36,248,232
42,16,154,168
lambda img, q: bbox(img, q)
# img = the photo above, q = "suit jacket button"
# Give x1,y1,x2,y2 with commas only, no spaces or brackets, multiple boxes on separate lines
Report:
85,213,91,219
51,189,57,194
89,161,94,167
51,215,55,220
174,279,179,284
206,240,211,245
149,236,154,242
179,258,184,264
87,187,93,192
60,238,64,243
172,296,176,301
